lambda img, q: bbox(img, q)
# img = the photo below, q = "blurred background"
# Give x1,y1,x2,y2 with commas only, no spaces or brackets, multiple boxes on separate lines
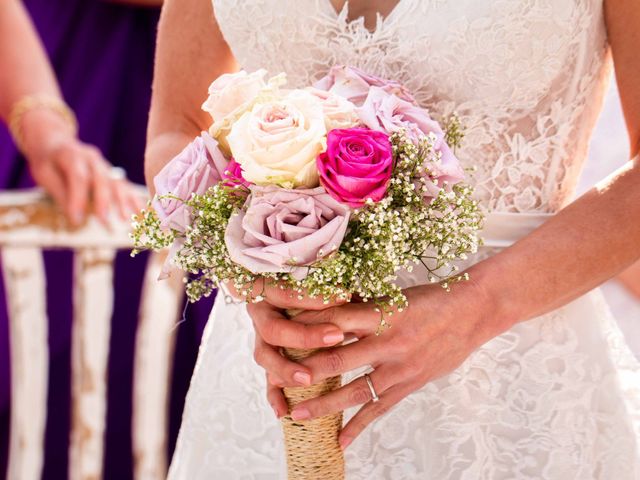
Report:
0,1,638,479
0,1,214,479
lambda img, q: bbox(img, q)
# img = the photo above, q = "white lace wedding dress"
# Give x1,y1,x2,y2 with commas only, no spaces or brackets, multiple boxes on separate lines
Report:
168,1,640,478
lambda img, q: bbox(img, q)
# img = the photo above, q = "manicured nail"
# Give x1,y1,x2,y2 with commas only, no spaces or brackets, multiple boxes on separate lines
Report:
323,331,344,345
72,211,83,225
293,371,311,386
291,408,311,421
339,436,353,450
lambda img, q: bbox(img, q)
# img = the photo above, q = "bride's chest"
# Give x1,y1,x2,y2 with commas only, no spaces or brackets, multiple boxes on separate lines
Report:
213,0,605,110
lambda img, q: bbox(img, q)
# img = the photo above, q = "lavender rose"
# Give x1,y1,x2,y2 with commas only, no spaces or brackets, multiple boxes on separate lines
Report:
224,186,350,279
314,65,415,107
356,86,465,193
153,132,228,232
317,128,394,208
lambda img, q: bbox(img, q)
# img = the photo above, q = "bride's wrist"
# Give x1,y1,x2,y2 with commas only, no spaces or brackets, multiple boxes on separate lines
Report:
456,263,517,346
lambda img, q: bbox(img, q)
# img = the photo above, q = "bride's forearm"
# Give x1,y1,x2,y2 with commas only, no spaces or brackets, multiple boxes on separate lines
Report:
471,156,640,330
145,0,237,191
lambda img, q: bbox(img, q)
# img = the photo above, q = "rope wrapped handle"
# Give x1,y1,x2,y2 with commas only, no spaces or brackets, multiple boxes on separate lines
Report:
280,309,345,479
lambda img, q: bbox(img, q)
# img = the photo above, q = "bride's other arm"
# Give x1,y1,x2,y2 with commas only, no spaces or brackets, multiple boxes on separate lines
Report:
252,0,640,444
145,0,237,192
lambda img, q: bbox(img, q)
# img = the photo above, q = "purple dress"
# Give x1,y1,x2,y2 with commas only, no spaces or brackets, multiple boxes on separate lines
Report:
0,1,214,478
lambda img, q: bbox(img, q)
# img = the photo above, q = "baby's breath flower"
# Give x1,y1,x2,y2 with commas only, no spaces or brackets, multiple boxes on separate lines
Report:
132,130,483,325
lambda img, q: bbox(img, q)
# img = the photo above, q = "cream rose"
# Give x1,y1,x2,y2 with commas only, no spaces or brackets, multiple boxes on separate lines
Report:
202,69,284,152
226,89,327,188
306,87,360,131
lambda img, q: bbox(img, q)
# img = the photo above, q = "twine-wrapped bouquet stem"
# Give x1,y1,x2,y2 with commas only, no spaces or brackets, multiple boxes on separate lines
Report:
280,310,345,479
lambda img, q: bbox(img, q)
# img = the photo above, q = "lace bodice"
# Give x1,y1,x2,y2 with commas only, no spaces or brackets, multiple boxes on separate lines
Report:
212,0,611,213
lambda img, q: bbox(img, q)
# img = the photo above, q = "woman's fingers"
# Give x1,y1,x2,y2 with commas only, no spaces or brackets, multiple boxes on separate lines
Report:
31,161,67,211
86,153,113,225
294,301,384,337
253,335,313,387
228,277,349,311
56,148,91,225
247,300,344,350
299,337,379,383
290,365,396,421
265,373,287,419
339,382,414,450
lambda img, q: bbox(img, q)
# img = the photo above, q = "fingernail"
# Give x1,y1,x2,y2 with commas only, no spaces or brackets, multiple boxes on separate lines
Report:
339,436,353,450
293,371,311,386
291,407,311,421
323,331,344,345
270,404,280,418
72,211,83,225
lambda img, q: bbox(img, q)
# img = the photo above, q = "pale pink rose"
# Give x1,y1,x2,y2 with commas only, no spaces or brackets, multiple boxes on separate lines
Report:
203,70,286,152
224,186,350,280
227,89,326,188
202,70,267,124
152,132,228,232
306,87,360,130
314,65,416,107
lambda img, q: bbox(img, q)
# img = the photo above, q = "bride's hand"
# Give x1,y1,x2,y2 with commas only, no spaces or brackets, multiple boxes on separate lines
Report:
252,278,509,449
240,279,348,415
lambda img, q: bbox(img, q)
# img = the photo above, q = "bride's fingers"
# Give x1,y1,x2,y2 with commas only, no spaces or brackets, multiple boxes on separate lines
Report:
294,301,384,336
248,301,345,349
289,366,395,421
265,373,287,419
338,382,414,450
267,372,285,388
253,335,312,387
259,280,349,311
226,277,349,311
299,337,379,383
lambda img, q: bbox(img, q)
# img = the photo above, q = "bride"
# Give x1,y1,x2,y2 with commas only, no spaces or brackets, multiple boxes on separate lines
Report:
145,0,640,478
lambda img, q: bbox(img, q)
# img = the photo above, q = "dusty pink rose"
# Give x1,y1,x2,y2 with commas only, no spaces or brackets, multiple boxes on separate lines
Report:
314,65,415,107
153,132,228,232
224,186,350,279
357,86,465,193
356,86,440,142
417,148,466,201
317,128,393,208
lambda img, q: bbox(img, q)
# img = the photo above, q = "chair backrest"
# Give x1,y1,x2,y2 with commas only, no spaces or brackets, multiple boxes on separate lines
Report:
0,189,185,480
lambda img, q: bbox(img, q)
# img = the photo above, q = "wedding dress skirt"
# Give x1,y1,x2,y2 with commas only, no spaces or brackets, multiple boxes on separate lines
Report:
168,0,640,477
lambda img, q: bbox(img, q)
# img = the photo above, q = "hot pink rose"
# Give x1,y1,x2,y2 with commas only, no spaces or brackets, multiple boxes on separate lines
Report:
224,186,350,279
314,65,415,107
317,128,393,208
153,132,228,232
222,158,251,188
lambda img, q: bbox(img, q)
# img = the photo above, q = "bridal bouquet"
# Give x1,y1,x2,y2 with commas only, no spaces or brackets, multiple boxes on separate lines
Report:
132,66,482,479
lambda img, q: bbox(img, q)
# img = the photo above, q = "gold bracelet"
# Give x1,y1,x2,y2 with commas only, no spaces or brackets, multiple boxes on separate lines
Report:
8,94,78,153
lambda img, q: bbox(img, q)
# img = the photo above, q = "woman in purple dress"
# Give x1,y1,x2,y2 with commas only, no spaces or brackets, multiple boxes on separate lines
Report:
0,1,213,478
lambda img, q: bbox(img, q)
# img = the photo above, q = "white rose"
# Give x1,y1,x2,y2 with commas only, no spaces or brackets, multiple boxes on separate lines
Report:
202,69,285,152
226,89,327,188
306,87,360,131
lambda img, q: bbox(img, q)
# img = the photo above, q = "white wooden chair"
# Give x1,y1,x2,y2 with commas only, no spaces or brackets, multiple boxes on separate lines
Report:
0,189,185,480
